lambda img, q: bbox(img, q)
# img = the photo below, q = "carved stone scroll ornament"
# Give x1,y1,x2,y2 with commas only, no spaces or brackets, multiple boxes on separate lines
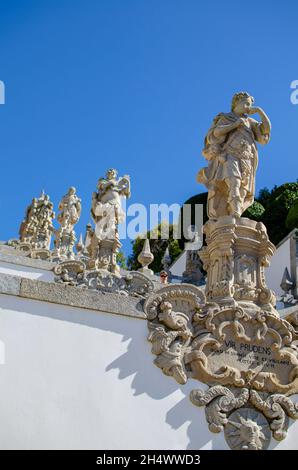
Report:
145,285,298,395
144,284,298,449
54,261,154,298
144,284,206,384
187,307,298,395
190,386,298,450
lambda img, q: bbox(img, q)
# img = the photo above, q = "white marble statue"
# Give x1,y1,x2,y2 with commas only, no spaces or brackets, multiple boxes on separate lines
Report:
197,92,271,219
54,187,82,259
91,168,130,241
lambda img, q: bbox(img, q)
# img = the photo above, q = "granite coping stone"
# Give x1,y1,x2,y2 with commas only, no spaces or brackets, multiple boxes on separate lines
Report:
0,250,55,271
0,272,146,320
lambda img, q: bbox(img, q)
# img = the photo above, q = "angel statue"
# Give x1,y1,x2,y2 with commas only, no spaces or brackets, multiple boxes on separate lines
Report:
91,168,130,241
197,92,271,219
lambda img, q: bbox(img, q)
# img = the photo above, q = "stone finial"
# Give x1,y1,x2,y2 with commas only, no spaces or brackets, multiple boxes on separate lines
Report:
138,239,154,276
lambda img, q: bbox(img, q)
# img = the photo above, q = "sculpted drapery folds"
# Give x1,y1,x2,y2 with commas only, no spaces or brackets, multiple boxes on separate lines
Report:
197,92,271,219
54,187,82,259
87,169,130,273
90,168,130,242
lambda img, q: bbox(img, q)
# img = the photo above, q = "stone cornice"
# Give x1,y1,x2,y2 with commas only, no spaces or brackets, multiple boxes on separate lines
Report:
0,272,146,320
0,249,55,271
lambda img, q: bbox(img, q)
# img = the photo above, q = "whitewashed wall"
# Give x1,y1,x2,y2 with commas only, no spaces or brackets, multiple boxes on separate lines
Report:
266,238,291,296
0,291,297,450
169,252,186,277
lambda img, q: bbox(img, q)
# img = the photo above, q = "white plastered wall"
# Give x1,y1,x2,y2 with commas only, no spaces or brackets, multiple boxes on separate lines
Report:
0,292,297,450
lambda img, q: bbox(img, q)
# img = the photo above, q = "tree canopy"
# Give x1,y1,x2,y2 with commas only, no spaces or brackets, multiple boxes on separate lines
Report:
127,182,298,272
127,223,182,273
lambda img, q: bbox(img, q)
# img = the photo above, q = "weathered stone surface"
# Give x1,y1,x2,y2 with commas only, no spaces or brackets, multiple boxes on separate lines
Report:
0,244,28,256
145,283,298,395
88,169,130,274
187,307,298,395
197,92,271,219
190,386,298,450
20,277,146,319
199,216,276,313
0,273,21,296
143,93,298,451
19,191,55,251
53,187,81,260
0,251,55,271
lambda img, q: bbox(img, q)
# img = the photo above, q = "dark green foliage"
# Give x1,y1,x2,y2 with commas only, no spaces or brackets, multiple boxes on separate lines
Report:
128,183,298,270
286,199,298,231
178,192,208,249
178,183,298,248
243,201,265,221
127,223,182,273
259,183,298,244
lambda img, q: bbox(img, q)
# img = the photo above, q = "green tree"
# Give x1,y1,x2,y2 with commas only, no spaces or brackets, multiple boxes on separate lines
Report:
178,182,298,248
127,223,182,273
260,183,298,244
243,201,265,221
116,251,127,269
286,199,298,231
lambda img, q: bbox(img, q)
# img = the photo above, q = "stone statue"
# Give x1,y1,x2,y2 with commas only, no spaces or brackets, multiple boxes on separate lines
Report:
19,191,55,253
91,169,130,241
197,92,271,219
54,187,82,259
19,197,39,244
89,169,130,273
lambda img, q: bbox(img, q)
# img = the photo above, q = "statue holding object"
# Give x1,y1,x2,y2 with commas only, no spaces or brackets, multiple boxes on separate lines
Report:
88,168,130,273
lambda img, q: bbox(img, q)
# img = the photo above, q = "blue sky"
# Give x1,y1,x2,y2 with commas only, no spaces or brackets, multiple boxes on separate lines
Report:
0,0,297,256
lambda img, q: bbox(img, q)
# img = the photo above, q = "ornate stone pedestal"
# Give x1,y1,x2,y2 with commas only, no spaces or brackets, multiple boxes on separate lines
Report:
199,216,277,315
144,217,298,449
87,238,122,276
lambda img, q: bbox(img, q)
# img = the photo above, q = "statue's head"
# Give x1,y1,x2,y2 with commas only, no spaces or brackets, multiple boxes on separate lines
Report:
106,168,117,180
231,92,254,115
68,186,76,195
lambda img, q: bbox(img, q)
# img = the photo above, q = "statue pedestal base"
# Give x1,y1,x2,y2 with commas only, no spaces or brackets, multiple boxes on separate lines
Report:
87,238,122,276
199,216,277,315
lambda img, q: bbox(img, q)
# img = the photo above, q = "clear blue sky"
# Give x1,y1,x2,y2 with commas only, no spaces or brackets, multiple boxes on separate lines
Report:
0,0,297,256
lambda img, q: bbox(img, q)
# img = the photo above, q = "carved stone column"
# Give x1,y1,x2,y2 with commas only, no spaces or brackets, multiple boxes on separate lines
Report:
199,216,277,315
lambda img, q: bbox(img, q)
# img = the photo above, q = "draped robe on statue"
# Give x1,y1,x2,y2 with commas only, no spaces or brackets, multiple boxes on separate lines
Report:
198,112,267,219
